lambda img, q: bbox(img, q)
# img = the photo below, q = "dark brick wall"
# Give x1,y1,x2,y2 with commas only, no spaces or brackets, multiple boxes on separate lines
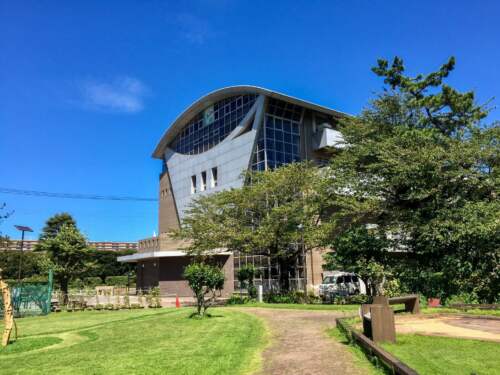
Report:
137,259,159,290
156,255,234,297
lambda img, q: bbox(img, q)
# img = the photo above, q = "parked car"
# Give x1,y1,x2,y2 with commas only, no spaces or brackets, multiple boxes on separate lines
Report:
318,271,366,301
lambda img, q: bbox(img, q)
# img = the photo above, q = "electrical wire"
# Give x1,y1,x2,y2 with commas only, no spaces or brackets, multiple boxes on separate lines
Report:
0,187,157,202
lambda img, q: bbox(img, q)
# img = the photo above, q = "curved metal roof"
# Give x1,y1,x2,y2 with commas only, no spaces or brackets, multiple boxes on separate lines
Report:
152,85,348,159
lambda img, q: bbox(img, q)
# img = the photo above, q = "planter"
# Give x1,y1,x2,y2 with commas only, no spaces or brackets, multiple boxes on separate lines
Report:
428,298,441,307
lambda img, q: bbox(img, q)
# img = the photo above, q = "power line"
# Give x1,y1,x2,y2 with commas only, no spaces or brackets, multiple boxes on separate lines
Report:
0,187,157,202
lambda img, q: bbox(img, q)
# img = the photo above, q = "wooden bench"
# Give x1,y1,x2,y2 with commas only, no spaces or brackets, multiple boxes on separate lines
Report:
372,294,420,314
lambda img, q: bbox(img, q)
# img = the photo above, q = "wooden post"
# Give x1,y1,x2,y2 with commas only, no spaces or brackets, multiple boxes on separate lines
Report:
1,269,15,347
370,305,396,343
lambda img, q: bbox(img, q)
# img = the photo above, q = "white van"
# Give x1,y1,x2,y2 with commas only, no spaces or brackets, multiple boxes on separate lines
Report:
318,271,366,300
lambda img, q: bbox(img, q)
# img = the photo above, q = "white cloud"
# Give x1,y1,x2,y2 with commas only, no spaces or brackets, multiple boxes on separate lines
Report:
79,77,149,113
174,13,215,45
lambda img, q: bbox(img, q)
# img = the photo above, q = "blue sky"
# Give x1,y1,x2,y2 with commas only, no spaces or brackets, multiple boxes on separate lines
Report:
1,0,499,241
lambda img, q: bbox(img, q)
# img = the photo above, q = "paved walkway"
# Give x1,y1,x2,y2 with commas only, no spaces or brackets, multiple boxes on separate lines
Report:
241,308,367,375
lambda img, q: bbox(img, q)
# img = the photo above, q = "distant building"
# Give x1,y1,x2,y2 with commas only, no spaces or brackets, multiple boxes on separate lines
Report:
4,240,137,252
118,86,346,296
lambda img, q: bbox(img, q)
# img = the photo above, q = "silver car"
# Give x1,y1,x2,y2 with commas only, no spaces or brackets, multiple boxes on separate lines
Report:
319,272,366,301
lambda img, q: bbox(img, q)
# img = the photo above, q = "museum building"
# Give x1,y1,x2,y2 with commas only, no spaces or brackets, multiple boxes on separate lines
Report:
117,86,346,296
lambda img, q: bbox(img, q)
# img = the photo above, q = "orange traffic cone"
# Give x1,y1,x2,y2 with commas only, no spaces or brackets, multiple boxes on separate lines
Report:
175,295,181,308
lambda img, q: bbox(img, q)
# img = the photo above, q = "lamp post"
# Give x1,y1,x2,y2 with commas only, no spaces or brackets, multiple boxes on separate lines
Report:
14,225,33,283
297,224,307,295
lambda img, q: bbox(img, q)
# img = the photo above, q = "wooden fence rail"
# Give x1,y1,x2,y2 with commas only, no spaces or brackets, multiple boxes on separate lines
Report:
336,317,419,375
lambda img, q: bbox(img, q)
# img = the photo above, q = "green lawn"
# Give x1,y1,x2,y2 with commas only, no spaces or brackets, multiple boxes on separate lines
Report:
0,308,266,375
381,334,500,375
227,302,360,311
328,327,387,375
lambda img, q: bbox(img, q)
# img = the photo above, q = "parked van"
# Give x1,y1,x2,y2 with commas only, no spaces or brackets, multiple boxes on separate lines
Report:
318,271,366,301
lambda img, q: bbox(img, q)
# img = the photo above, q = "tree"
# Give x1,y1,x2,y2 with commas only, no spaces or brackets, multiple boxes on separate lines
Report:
37,223,92,303
84,249,136,283
323,225,392,296
0,251,49,280
324,57,499,302
237,264,261,298
183,262,225,317
38,212,76,241
176,162,326,292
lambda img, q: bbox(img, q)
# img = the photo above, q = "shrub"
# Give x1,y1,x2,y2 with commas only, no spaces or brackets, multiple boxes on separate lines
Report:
105,275,131,287
445,292,479,306
83,277,103,288
236,265,261,298
264,290,308,304
226,295,251,305
184,262,225,317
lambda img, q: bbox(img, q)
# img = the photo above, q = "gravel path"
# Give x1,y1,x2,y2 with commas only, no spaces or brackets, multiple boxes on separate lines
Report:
241,308,367,375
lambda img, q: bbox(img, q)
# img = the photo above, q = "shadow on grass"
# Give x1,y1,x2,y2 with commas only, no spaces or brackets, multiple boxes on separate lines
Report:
188,311,226,319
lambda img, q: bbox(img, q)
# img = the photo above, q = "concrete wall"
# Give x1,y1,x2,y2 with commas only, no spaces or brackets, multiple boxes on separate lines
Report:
306,248,329,292
162,97,263,221
158,170,180,234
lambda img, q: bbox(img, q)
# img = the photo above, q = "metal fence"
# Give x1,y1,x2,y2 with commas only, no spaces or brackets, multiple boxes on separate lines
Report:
0,271,53,318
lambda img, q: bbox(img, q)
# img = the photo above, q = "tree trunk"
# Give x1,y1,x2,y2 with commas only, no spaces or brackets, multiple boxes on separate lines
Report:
60,278,69,305
278,257,291,292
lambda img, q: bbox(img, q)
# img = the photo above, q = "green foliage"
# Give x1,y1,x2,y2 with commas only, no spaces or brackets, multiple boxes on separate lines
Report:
0,250,50,280
226,295,252,305
444,292,479,306
177,162,326,291
324,57,499,302
183,262,225,316
37,212,77,241
84,249,136,283
264,290,309,304
323,226,393,296
36,216,92,301
105,275,133,287
237,264,261,297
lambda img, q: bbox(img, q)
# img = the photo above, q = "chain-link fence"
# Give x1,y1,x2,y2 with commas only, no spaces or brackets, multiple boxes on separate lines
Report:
0,270,53,318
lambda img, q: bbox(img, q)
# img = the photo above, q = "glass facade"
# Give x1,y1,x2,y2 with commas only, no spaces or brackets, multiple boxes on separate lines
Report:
252,98,303,171
233,251,306,292
170,94,258,155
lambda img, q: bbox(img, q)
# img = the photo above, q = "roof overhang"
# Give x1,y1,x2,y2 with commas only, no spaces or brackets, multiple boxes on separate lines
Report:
152,85,350,159
117,250,233,263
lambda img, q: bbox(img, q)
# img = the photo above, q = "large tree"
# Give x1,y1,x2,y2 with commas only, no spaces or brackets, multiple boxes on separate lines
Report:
176,162,326,292
324,57,499,302
36,214,92,302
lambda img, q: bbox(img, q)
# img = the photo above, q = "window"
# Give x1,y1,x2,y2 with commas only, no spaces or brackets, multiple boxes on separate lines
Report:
170,94,258,155
190,175,197,194
201,171,207,191
251,98,303,171
210,167,218,188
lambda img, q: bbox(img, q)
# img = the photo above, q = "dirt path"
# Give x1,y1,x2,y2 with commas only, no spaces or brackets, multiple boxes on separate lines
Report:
395,314,500,342
241,308,367,375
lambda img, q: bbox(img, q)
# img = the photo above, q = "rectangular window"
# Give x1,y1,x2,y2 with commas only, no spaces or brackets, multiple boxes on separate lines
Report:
210,167,218,188
201,171,207,191
190,175,197,194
